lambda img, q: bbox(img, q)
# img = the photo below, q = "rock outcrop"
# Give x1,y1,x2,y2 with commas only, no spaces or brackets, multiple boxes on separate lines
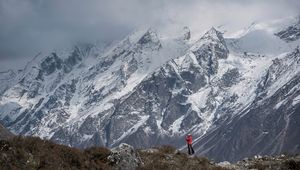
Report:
108,143,142,170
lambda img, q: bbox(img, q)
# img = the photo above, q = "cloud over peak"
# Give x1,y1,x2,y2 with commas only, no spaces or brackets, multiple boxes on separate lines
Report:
0,0,299,59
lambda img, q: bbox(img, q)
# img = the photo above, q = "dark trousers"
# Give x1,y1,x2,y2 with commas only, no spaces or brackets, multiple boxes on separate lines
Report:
187,144,194,155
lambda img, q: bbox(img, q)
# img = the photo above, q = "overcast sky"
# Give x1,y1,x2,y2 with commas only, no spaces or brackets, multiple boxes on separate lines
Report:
0,0,299,60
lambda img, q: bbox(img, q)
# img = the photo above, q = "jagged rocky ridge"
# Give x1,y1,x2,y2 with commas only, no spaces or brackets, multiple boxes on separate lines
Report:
0,17,300,162
275,16,300,42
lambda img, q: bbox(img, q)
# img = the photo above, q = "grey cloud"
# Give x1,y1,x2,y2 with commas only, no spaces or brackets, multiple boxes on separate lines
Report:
0,0,299,60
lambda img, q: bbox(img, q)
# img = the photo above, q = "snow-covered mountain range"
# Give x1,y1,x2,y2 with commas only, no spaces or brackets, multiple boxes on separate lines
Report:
0,16,299,162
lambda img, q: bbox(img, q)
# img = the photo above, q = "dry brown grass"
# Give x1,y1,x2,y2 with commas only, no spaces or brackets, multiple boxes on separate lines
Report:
0,136,111,170
137,145,231,170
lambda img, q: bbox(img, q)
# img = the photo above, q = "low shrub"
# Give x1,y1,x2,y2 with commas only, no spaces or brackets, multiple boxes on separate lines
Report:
284,159,300,170
157,145,177,154
0,136,111,170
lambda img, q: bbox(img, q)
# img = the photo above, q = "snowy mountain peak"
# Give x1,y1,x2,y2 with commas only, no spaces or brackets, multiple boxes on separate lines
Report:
275,16,300,42
201,27,224,41
226,16,300,55
136,28,162,50
191,27,227,48
191,27,229,61
182,26,191,40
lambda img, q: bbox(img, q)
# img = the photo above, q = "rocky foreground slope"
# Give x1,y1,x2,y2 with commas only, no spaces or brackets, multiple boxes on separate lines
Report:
0,123,13,140
0,136,299,170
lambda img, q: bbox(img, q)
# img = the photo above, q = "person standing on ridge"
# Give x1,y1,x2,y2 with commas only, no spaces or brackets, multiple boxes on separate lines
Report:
186,134,195,155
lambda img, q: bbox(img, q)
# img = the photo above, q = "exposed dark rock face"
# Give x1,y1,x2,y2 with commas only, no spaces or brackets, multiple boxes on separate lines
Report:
40,53,63,76
183,26,191,40
275,17,300,42
220,68,240,87
137,29,162,50
191,27,229,77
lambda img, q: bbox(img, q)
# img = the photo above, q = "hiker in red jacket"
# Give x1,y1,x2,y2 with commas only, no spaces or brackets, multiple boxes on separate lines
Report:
186,134,195,155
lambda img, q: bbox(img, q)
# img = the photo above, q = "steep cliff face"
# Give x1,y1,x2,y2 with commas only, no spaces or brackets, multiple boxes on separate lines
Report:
0,17,299,162
194,49,300,162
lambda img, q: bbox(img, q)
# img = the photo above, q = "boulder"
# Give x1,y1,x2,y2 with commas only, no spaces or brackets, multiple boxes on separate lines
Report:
108,143,142,170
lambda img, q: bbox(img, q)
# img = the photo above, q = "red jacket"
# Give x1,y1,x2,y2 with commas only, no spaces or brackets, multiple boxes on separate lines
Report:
186,135,192,144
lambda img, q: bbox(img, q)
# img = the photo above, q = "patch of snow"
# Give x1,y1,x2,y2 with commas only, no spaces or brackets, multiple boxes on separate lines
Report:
274,99,288,109
113,115,149,145
188,88,211,112
82,134,94,141
223,54,273,106
143,126,153,135
169,115,184,134
0,102,21,119
292,94,300,106
267,56,300,98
